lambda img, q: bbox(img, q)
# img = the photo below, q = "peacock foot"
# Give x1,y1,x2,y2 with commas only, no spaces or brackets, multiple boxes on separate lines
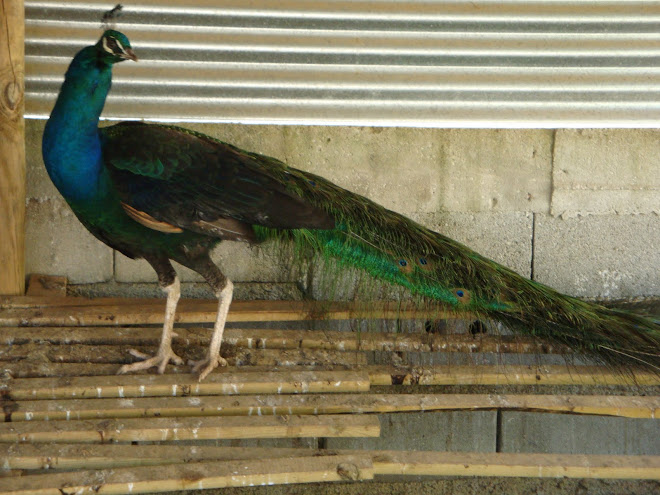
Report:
118,348,185,375
189,354,228,381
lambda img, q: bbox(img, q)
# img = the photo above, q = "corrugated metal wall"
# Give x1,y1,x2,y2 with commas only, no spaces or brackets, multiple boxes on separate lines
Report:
25,0,660,127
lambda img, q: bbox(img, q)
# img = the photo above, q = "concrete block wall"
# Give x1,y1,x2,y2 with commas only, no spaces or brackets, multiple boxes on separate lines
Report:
25,120,659,299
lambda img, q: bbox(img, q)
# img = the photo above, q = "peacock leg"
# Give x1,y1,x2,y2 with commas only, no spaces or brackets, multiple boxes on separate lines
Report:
118,258,184,375
178,254,231,381
190,279,233,381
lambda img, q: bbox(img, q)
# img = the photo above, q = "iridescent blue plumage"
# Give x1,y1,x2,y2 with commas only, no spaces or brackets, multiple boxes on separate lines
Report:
43,30,660,380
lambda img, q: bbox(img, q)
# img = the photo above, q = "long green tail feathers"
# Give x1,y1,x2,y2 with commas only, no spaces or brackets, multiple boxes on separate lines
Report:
254,162,660,374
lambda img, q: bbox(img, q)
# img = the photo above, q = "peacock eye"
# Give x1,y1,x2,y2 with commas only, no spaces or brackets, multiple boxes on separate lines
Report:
103,37,115,53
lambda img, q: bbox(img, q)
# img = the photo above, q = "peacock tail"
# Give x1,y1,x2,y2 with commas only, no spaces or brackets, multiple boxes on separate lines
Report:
215,133,660,373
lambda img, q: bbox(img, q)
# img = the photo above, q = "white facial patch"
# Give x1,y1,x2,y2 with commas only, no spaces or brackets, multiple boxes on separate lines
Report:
102,37,114,54
102,36,127,57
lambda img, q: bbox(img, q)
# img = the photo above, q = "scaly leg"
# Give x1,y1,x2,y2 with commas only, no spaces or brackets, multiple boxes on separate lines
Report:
118,259,184,375
189,279,233,381
176,253,232,381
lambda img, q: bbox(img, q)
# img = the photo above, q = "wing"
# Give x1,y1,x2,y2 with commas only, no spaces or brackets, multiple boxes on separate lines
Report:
100,122,334,240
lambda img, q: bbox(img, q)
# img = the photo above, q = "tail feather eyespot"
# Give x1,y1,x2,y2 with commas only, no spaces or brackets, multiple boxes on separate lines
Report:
453,288,471,304
416,256,434,272
397,258,414,274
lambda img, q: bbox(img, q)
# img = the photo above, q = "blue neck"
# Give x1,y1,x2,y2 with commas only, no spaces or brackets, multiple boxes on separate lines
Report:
42,46,112,202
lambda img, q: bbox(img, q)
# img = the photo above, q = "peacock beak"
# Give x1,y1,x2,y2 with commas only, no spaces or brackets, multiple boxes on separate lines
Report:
124,48,138,62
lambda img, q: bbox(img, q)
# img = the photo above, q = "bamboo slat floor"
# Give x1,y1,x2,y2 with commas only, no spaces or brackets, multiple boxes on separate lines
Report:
1,288,659,492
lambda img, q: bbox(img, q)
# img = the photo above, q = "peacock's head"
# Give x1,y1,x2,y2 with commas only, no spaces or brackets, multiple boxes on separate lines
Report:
96,30,138,64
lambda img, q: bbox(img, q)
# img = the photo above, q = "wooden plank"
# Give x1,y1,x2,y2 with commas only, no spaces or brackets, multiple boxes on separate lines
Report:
25,275,67,298
0,326,565,354
0,0,25,297
373,451,660,480
3,370,370,400
0,414,380,444
0,454,373,494
0,298,456,325
368,364,660,386
5,393,659,422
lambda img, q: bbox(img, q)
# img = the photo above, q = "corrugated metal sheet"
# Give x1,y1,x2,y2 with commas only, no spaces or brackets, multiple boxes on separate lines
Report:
25,0,660,127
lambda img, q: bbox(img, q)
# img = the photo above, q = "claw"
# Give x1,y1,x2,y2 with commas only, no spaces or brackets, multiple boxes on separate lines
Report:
118,348,184,375
189,355,228,381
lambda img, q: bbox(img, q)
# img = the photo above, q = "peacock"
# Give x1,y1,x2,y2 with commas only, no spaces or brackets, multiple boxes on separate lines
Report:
42,27,660,381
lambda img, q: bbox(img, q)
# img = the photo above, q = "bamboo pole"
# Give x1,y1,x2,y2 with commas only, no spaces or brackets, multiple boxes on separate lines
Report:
0,343,368,367
4,444,305,471
3,362,659,385
0,298,457,325
0,415,381,444
368,364,660,386
0,454,373,494
0,326,566,354
3,445,659,481
0,0,25,296
0,362,360,379
4,370,371,400
6,393,659,422
373,451,660,479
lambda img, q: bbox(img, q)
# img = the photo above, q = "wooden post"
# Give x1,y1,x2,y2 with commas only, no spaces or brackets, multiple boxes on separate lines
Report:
0,0,25,295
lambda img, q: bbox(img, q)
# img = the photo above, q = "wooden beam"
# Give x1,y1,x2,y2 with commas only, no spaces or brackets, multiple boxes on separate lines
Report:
0,415,380,444
0,454,373,494
25,274,67,297
0,0,25,296
6,393,659,423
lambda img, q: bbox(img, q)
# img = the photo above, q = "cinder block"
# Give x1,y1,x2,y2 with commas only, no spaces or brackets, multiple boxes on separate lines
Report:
421,211,533,277
25,119,61,200
552,129,660,217
326,411,496,452
534,214,660,298
441,129,553,213
248,126,551,215
114,241,298,283
281,126,449,216
500,411,660,455
25,198,113,283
